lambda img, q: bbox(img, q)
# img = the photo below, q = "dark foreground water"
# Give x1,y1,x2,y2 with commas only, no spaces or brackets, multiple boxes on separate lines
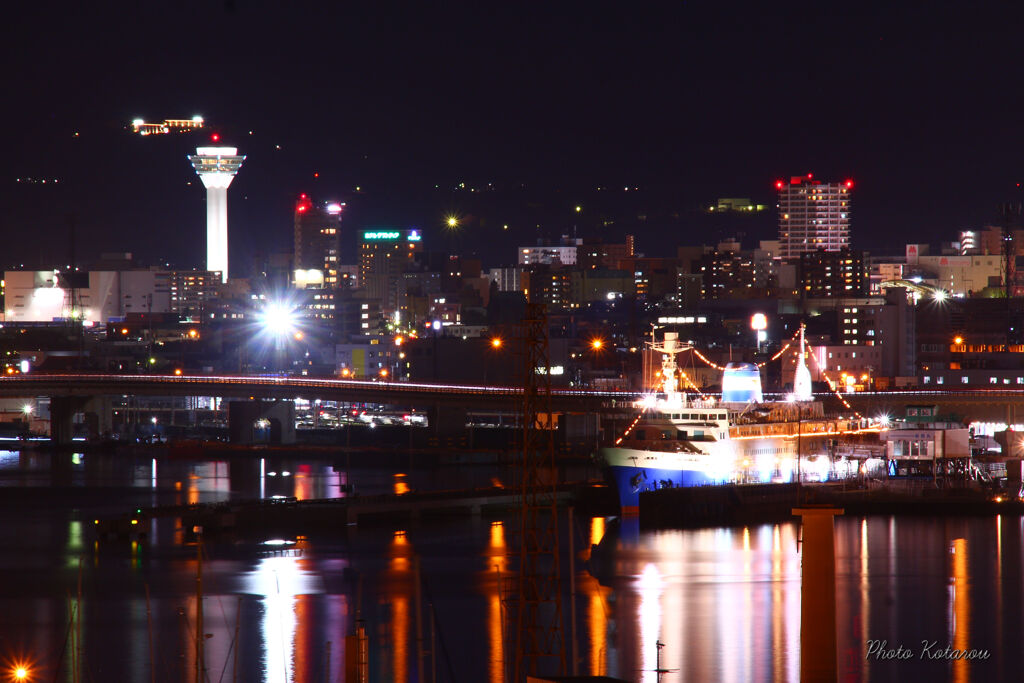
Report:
0,449,1017,682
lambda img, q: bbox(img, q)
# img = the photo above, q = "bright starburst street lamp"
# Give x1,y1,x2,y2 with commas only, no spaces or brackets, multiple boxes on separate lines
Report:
259,301,299,337
256,298,304,374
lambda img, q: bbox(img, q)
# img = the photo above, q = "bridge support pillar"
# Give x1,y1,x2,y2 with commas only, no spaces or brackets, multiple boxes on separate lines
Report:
794,505,842,683
228,400,296,445
50,396,89,447
429,405,468,439
82,395,115,440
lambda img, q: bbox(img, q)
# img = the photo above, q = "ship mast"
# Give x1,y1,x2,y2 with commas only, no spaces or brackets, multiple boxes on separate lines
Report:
793,322,813,401
648,331,691,407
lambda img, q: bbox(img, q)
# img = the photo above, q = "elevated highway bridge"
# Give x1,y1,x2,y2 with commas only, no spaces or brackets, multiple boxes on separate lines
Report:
0,374,633,445
4,374,1024,445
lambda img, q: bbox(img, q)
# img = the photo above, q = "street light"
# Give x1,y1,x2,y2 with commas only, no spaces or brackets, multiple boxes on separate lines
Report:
259,302,297,337
258,298,302,373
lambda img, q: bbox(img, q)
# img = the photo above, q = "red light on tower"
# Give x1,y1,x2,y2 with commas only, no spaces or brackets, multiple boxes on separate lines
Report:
211,133,220,142
775,180,784,190
845,179,854,189
807,173,813,179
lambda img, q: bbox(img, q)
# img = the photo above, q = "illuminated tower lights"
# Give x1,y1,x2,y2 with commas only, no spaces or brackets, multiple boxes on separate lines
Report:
189,146,245,283
132,115,204,135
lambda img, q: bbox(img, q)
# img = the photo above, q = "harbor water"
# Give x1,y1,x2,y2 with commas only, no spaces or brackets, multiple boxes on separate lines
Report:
0,449,1017,682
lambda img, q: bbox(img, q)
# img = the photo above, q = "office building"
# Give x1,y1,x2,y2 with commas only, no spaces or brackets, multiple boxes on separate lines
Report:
777,174,852,261
358,229,423,315
293,195,343,287
799,248,868,298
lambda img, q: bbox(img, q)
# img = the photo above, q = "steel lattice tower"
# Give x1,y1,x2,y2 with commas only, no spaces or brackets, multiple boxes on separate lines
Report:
512,302,566,680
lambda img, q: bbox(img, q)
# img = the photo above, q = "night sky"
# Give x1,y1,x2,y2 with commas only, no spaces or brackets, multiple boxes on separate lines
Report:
5,3,1024,272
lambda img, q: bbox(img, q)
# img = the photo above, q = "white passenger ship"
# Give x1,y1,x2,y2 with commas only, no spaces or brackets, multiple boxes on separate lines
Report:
600,328,858,512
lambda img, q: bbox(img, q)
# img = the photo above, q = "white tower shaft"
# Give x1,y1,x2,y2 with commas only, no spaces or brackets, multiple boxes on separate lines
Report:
189,146,245,283
203,184,228,279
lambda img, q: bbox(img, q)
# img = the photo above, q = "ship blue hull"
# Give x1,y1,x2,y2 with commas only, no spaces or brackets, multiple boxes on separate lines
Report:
607,464,718,513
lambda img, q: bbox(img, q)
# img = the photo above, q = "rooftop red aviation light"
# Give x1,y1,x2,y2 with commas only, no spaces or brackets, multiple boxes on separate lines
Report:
845,179,854,189
211,133,220,142
775,180,784,189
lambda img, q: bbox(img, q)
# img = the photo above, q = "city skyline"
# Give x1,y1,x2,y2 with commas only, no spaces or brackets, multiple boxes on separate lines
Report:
7,4,1024,271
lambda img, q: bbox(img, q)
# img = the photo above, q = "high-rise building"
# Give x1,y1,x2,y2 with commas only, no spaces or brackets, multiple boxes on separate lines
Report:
293,195,343,287
798,247,868,298
188,146,245,282
777,174,852,262
359,229,424,315
167,270,221,317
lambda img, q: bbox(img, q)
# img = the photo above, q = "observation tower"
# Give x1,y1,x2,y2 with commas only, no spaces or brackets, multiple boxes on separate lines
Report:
188,146,245,282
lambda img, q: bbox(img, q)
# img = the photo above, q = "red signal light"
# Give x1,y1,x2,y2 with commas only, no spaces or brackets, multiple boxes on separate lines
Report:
211,133,220,142
845,180,854,189
775,180,784,190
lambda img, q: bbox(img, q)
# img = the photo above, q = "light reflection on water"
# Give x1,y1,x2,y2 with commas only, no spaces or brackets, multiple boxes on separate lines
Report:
0,451,1019,681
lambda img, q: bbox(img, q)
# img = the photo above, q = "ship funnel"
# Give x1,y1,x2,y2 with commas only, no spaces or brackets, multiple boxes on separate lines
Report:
663,332,679,353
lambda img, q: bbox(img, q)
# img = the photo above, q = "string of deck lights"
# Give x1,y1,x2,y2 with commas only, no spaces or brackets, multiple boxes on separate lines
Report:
680,327,872,422
678,370,707,397
687,326,802,372
614,413,645,446
757,338,794,367
803,340,866,419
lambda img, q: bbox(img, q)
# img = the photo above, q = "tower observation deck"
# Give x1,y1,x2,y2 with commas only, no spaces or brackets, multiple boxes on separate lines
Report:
188,146,245,282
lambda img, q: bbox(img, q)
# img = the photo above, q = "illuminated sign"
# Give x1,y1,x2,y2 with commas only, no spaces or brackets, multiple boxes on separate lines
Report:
363,231,401,240
407,230,421,241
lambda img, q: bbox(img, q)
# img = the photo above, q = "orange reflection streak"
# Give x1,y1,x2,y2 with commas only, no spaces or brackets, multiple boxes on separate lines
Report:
388,531,411,682
771,525,784,683
187,477,200,505
951,537,969,683
860,519,871,682
394,473,410,496
587,577,611,676
293,547,314,683
487,521,507,682
294,472,312,501
590,516,606,549
293,595,312,681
